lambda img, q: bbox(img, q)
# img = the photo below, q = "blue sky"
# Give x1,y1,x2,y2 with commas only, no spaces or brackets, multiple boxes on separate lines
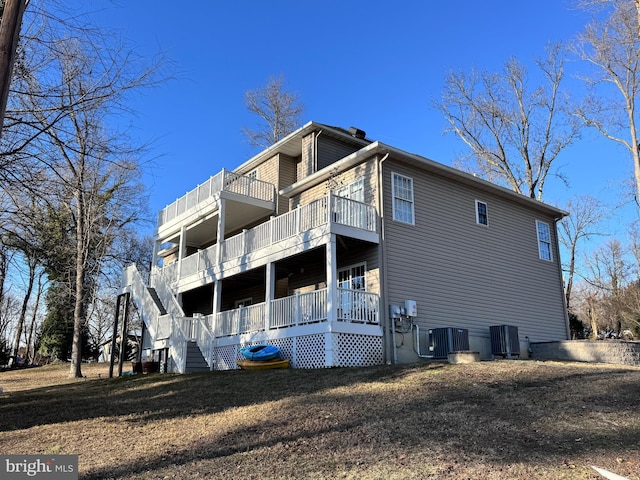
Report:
82,0,635,243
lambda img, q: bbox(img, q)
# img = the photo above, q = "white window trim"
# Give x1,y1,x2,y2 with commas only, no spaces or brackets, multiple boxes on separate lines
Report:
336,177,364,202
536,220,553,261
338,262,367,290
475,200,488,226
391,172,415,225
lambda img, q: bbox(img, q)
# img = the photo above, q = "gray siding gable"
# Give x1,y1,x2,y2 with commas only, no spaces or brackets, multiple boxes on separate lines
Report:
317,135,361,171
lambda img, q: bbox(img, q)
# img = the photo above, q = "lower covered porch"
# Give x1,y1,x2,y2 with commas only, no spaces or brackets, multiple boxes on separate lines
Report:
175,288,383,371
168,238,383,371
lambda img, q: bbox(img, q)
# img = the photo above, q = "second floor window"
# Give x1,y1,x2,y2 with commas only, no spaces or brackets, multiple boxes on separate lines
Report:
392,173,414,224
476,200,488,225
536,220,552,261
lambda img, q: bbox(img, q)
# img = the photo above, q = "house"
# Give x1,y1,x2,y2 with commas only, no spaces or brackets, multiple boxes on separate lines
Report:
120,121,569,373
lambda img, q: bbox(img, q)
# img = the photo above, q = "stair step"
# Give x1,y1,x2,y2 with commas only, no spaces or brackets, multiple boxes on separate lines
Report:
185,341,209,372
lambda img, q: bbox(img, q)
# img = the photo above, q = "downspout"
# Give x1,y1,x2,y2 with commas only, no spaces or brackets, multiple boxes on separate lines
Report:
376,152,393,364
314,129,323,174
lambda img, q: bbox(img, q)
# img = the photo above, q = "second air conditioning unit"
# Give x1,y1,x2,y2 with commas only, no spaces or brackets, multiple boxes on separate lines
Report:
428,327,470,359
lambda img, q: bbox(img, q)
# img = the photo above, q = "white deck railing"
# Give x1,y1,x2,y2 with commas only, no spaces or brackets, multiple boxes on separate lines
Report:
157,169,275,227
208,288,378,338
271,289,328,328
164,193,377,282
337,289,380,323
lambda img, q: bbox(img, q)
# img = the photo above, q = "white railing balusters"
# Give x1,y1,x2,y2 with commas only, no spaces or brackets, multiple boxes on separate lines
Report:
158,170,275,228
212,288,376,337
162,193,376,281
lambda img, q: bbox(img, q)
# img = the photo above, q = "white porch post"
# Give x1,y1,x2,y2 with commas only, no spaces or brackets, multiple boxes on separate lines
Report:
265,262,274,331
209,280,222,372
216,198,226,264
325,234,338,367
212,280,222,342
177,225,186,280
152,239,161,271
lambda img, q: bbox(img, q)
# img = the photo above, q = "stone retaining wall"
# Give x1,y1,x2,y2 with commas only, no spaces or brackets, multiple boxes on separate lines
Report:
530,340,640,367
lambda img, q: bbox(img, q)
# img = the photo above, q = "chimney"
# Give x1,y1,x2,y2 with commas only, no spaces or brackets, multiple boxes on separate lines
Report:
348,126,366,139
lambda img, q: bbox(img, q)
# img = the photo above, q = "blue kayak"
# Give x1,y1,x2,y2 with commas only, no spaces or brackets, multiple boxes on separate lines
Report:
240,344,281,361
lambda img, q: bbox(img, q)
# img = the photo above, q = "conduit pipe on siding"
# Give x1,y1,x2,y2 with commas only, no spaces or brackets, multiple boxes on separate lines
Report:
376,152,394,364
412,324,434,358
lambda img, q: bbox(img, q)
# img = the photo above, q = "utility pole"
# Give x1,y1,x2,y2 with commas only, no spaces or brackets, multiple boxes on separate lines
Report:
0,0,27,140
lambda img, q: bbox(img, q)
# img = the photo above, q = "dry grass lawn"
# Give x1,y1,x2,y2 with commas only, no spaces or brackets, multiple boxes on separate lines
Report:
0,360,639,479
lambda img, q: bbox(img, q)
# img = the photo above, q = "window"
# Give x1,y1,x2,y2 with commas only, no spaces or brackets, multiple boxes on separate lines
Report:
336,178,364,202
246,170,257,179
475,200,488,225
334,178,366,226
338,263,366,291
338,263,366,321
392,173,415,224
536,220,552,261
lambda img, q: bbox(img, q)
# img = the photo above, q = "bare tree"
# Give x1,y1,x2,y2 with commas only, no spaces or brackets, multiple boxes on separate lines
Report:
7,248,37,366
243,75,303,148
583,238,629,335
25,269,44,364
558,195,608,310
436,44,581,200
575,0,640,205
7,12,163,377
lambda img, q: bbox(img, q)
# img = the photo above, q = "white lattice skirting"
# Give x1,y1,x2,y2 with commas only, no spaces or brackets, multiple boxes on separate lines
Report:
213,333,383,370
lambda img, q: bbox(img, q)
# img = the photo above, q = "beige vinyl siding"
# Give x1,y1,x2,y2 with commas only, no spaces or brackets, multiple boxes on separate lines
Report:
252,153,297,216
292,158,378,208
382,158,566,344
298,133,315,180
277,154,297,215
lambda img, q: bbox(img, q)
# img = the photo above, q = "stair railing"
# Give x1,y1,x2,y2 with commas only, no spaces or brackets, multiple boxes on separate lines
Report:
168,316,188,374
150,266,185,318
152,266,214,370
122,264,161,339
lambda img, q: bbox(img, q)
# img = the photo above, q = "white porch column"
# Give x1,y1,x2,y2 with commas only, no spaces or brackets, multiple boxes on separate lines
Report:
152,239,160,270
177,225,186,280
325,234,338,367
216,198,226,264
265,262,274,331
210,280,221,370
212,280,222,333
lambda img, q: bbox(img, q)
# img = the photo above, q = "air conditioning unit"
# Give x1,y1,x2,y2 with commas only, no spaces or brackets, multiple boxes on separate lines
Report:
489,325,520,359
428,327,470,359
